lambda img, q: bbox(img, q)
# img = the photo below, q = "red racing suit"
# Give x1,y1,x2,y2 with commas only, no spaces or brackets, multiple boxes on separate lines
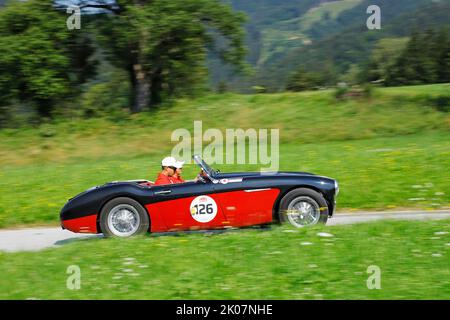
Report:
154,173,174,185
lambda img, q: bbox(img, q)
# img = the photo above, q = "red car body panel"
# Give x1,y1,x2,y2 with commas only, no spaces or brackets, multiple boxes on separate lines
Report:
146,194,227,232
213,189,280,227
145,188,280,232
61,189,280,234
62,214,98,233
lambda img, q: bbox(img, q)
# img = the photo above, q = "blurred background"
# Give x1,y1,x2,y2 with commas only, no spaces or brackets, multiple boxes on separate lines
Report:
0,0,449,299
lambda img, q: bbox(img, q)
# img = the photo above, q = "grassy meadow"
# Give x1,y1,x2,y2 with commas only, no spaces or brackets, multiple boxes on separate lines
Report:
0,218,448,299
0,83,449,228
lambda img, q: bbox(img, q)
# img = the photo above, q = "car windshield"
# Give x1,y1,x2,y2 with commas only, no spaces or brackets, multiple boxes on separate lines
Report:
193,155,217,179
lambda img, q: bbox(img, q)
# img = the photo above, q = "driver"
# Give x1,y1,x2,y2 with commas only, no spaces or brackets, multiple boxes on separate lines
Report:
194,169,209,183
154,156,177,185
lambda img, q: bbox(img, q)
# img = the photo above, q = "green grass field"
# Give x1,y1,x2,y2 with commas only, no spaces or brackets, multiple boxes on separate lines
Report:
0,84,449,228
0,219,448,299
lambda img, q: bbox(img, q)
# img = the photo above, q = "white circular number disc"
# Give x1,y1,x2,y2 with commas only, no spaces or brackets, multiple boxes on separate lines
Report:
190,195,218,223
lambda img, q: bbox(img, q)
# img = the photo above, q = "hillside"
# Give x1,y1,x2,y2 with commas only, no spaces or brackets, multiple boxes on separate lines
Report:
266,0,450,89
217,0,450,91
1,83,448,166
0,84,449,228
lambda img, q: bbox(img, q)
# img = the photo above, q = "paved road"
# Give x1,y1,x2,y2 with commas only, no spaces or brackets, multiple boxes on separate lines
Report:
0,210,449,252
326,210,450,226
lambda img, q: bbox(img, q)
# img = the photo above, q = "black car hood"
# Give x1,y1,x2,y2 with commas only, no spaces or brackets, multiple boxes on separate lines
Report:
215,171,317,179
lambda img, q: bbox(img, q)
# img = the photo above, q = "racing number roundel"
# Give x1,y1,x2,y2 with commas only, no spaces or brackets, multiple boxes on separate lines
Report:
190,195,218,223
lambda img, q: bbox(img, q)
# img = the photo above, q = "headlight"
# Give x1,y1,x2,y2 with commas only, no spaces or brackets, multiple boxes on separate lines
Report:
334,180,339,196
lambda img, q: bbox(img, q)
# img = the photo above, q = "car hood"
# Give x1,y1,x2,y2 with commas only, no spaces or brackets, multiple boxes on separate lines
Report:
215,171,317,179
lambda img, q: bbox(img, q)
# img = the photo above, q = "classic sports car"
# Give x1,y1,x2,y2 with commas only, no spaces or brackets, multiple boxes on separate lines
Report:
60,155,339,237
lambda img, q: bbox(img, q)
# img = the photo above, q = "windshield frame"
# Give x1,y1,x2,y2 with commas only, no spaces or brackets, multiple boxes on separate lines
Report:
192,155,218,181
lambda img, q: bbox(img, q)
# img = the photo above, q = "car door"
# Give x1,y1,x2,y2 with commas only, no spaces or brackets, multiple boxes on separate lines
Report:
212,178,280,227
146,181,228,231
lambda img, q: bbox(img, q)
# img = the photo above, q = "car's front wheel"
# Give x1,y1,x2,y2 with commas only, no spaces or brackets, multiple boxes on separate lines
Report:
279,188,328,227
99,197,150,237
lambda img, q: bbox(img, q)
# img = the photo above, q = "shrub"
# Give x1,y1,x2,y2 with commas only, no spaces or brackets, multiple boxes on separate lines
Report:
80,71,130,118
362,83,374,98
286,69,324,92
429,95,450,113
334,85,349,100
252,85,268,94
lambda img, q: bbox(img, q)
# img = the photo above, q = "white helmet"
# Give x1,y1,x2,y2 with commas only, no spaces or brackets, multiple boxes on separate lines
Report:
161,156,177,167
175,160,185,169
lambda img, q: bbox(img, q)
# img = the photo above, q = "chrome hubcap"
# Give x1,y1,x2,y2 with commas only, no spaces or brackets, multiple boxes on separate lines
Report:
286,196,320,227
107,204,140,237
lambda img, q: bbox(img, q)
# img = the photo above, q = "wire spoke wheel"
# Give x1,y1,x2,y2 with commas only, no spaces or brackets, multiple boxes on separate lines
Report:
107,204,141,237
286,196,321,227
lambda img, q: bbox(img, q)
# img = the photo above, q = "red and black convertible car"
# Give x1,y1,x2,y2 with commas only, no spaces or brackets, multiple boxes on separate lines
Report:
60,155,339,237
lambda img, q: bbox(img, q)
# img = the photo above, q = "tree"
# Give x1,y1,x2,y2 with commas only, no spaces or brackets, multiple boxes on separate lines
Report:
217,81,228,94
385,28,450,86
434,27,450,83
0,0,96,119
286,68,324,92
65,0,246,113
362,37,409,83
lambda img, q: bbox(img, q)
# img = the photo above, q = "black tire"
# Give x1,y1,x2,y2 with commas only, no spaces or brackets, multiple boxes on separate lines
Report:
99,197,150,237
278,188,328,227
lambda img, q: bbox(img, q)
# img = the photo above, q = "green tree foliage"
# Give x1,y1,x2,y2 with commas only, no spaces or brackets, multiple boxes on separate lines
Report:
216,81,228,94
341,64,363,86
363,38,409,83
0,0,96,121
0,0,246,124
286,68,324,91
77,0,246,112
386,28,450,86
433,28,450,84
80,69,130,118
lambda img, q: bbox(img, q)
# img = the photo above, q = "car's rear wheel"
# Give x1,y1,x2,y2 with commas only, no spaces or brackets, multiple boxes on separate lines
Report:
279,188,328,227
99,197,150,237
